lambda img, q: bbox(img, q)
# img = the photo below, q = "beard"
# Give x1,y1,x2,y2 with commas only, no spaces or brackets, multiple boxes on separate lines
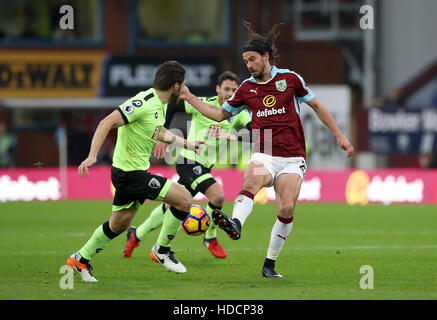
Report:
253,66,266,81
250,58,268,81
218,93,228,106
168,90,180,105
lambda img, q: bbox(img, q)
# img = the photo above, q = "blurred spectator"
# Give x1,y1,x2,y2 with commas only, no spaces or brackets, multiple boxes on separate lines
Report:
373,96,385,108
0,120,17,167
373,89,404,108
419,152,437,169
385,89,404,107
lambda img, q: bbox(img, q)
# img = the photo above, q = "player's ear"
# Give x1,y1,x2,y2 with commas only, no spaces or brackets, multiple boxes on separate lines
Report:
216,84,220,95
262,52,270,63
174,80,186,92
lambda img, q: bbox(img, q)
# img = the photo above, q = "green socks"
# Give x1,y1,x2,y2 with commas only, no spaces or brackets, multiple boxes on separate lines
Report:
78,221,119,261
205,202,221,239
136,203,166,239
157,206,188,248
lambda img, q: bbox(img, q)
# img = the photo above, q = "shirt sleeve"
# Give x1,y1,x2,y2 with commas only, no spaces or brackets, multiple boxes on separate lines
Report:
231,109,251,129
185,96,211,115
117,92,151,124
184,100,197,115
292,72,315,103
222,88,247,116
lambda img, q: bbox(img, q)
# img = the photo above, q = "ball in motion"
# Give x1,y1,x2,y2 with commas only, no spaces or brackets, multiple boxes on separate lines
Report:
181,205,210,236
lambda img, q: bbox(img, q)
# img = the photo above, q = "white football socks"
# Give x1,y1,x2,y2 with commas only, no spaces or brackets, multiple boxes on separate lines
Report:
231,191,255,226
266,216,293,260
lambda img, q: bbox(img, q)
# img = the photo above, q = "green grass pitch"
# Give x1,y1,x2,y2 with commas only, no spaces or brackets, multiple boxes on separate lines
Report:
0,201,436,300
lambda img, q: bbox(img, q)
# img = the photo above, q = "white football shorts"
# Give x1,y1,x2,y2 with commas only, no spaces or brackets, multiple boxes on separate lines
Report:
248,152,307,187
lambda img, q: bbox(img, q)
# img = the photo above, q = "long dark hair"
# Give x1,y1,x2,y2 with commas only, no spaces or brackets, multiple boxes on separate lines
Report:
242,21,284,66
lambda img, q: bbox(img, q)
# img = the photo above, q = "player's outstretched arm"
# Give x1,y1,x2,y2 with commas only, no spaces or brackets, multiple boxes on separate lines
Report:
78,110,125,177
306,98,354,158
153,100,185,159
157,127,207,154
180,85,232,122
152,140,168,159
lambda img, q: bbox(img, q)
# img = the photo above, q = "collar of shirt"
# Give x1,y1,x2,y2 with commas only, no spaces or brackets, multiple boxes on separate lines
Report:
248,65,278,84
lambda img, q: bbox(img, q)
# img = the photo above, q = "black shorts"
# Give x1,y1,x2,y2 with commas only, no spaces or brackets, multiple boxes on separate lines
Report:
176,157,217,197
111,166,171,211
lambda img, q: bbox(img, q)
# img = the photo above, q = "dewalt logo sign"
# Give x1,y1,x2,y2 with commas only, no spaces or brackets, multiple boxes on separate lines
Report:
0,51,105,97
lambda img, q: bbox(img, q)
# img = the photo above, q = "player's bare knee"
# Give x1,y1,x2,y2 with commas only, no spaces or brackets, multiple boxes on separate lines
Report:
242,178,262,195
109,219,129,234
278,203,295,218
214,195,225,207
210,191,225,207
242,176,254,188
109,209,135,233
204,183,225,206
178,190,192,212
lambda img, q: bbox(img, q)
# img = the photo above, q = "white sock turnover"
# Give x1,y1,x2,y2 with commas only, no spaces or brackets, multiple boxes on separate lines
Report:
231,191,255,227
266,216,293,260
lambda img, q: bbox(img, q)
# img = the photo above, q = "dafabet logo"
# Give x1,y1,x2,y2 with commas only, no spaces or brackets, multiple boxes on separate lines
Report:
262,95,276,108
257,95,285,118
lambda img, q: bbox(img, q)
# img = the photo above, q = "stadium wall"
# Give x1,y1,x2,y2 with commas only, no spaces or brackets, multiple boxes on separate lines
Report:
1,166,436,205
379,0,437,98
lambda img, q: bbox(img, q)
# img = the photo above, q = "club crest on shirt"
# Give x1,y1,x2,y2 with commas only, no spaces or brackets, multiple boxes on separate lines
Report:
193,165,202,175
275,79,287,92
132,100,143,107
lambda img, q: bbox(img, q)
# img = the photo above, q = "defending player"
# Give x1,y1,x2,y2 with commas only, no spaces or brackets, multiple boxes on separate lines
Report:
179,22,354,278
67,61,206,281
123,71,251,259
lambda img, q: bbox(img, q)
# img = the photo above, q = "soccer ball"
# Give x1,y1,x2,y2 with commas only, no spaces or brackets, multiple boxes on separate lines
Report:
181,205,210,236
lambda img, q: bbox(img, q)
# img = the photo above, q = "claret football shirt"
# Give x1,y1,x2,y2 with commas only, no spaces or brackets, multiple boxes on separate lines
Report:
222,66,315,158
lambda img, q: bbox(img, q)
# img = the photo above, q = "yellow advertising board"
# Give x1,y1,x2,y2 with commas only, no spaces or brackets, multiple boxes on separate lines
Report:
0,50,105,97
